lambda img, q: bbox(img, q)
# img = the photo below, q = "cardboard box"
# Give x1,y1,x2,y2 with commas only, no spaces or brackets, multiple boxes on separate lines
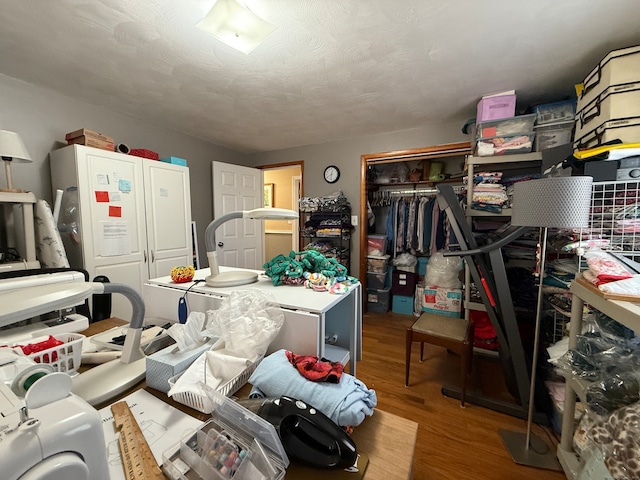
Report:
65,128,114,144
422,286,462,318
67,135,115,152
145,339,216,393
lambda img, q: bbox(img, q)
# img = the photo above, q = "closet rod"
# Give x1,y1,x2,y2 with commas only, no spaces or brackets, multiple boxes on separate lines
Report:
382,185,464,196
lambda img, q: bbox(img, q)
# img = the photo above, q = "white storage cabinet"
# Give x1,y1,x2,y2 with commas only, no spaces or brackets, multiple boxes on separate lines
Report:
50,145,192,319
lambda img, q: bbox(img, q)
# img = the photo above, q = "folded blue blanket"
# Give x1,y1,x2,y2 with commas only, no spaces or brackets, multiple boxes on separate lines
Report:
248,349,377,427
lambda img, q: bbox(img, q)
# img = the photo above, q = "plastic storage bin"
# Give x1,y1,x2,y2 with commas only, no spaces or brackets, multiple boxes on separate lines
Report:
476,113,536,138
534,120,574,151
367,271,387,290
367,235,387,255
476,132,535,156
162,384,288,480
533,100,576,125
367,254,390,273
576,83,640,138
367,287,390,313
392,295,415,315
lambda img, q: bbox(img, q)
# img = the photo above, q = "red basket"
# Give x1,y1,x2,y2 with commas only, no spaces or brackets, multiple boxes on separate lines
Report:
130,148,159,160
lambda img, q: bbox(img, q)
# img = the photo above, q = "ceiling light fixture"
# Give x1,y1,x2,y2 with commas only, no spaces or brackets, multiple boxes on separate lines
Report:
196,0,276,54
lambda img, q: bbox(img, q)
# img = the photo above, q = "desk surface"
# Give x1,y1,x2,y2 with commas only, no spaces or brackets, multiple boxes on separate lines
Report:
82,319,417,480
147,267,360,314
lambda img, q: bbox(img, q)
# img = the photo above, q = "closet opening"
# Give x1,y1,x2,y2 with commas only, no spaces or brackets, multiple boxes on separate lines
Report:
359,142,471,306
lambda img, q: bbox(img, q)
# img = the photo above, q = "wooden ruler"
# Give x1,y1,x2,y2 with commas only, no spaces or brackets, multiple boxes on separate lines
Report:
111,401,166,480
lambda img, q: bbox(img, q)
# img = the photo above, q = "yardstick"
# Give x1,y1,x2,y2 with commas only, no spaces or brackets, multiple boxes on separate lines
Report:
111,401,166,480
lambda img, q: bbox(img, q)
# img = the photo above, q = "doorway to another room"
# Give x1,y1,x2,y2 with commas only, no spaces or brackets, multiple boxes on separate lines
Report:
260,162,303,264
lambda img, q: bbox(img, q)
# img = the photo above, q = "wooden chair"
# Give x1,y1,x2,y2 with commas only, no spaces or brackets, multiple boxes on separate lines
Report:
405,312,475,407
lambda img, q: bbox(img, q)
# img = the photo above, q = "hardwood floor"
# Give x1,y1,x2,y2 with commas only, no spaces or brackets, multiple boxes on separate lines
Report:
357,311,567,480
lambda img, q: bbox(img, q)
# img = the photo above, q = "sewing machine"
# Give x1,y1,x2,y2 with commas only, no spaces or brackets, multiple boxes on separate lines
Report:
0,274,150,478
0,272,110,479
0,270,89,345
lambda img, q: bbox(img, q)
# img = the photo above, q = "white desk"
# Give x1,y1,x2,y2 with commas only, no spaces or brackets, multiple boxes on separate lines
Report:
557,275,640,479
143,267,362,375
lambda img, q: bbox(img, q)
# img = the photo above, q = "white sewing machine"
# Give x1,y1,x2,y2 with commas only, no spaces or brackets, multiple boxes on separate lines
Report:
0,274,150,479
0,273,111,480
0,271,89,345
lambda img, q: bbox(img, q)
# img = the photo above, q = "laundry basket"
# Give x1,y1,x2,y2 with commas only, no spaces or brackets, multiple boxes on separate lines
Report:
19,333,84,374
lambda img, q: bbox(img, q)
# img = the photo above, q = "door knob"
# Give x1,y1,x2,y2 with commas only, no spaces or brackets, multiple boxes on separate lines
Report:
217,242,224,247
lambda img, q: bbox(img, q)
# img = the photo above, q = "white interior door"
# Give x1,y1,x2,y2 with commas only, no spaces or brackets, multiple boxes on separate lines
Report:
212,161,263,269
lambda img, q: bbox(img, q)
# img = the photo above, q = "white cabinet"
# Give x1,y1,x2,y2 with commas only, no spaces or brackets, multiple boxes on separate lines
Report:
50,145,192,319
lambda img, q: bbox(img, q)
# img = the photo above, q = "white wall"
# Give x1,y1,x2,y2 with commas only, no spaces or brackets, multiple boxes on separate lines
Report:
0,74,247,265
247,122,471,277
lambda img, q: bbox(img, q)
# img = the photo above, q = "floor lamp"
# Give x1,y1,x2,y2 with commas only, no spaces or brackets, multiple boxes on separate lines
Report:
499,175,593,470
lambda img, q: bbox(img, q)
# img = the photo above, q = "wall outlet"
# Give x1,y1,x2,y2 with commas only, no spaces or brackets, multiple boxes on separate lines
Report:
351,215,358,226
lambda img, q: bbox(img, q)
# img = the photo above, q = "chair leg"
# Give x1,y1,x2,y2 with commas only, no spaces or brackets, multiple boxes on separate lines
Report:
460,351,467,407
419,342,424,362
405,329,412,387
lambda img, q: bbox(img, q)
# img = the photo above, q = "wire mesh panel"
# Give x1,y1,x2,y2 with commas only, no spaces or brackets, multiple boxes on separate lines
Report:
591,180,640,261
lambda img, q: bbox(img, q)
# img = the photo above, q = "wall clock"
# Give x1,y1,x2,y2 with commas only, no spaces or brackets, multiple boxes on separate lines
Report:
324,165,340,184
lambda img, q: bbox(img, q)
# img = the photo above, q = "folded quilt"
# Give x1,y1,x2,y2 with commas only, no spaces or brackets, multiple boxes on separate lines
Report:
248,349,377,427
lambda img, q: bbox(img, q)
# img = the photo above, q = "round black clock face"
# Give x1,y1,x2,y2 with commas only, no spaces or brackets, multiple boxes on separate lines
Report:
324,165,340,183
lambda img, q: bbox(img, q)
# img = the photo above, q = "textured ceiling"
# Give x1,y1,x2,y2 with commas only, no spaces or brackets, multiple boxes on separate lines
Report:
1,0,640,154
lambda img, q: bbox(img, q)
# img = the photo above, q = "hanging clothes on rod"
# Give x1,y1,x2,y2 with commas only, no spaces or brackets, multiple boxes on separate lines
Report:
370,185,463,257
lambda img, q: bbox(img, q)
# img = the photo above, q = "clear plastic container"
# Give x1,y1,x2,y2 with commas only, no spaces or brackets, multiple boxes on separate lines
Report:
476,113,536,138
163,384,288,480
367,254,390,273
533,100,576,125
476,132,535,156
534,120,574,151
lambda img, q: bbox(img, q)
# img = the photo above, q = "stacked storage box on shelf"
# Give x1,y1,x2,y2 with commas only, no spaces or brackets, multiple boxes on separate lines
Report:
532,99,576,152
574,45,640,149
475,114,536,156
366,253,390,312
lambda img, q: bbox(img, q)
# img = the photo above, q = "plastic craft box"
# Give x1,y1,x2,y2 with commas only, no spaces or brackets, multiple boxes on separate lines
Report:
533,100,576,125
162,384,288,480
476,113,536,138
534,120,574,152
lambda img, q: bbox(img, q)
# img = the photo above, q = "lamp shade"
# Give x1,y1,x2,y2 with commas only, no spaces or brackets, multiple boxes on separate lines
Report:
0,130,32,162
196,0,276,54
511,176,593,229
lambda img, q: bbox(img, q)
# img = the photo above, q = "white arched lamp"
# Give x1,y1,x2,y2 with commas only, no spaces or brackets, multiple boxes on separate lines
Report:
205,207,299,288
0,130,32,193
0,281,147,406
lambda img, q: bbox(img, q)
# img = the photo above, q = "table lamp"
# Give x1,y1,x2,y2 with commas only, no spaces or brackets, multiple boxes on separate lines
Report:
0,281,147,406
205,207,299,287
0,130,32,193
500,176,593,470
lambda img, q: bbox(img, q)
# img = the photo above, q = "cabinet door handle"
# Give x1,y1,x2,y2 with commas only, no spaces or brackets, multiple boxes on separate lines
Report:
144,250,147,263
151,250,155,262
